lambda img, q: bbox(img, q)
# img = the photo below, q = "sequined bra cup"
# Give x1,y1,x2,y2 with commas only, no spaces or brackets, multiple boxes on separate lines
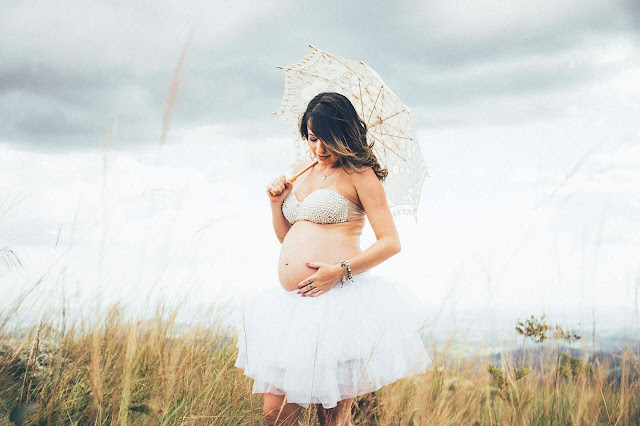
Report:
282,188,366,224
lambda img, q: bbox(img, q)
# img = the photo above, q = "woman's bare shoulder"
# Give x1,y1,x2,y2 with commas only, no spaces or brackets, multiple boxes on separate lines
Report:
344,165,372,192
351,166,384,195
350,166,377,183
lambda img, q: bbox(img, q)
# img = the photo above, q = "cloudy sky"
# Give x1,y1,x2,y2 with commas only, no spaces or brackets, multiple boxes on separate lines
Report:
1,0,639,341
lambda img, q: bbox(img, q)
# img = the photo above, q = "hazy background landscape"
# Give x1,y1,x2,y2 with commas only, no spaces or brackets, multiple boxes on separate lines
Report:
1,0,639,355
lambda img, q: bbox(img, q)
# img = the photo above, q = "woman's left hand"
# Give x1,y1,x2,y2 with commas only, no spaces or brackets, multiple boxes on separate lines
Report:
297,261,343,297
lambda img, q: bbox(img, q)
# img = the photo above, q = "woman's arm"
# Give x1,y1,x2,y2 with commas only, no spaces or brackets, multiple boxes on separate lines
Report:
340,167,401,274
271,158,308,243
271,200,292,243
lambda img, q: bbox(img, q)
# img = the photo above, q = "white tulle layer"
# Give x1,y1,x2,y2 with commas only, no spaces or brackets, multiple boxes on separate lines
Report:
233,270,433,409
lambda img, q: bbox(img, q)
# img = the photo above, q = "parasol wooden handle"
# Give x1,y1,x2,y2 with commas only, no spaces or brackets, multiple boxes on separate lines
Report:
268,160,318,196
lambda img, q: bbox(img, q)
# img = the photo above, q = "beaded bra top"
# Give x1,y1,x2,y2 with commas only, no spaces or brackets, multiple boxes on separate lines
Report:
282,187,366,224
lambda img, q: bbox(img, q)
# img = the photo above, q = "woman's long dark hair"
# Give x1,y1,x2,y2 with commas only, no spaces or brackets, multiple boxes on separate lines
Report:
299,92,388,182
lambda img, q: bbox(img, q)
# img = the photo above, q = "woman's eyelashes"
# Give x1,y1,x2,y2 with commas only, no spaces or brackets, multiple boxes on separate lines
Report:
309,138,330,155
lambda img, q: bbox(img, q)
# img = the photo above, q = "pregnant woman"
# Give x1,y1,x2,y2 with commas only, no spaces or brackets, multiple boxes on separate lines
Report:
234,92,432,426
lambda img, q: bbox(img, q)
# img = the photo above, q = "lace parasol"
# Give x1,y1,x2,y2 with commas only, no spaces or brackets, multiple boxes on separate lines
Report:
272,44,429,222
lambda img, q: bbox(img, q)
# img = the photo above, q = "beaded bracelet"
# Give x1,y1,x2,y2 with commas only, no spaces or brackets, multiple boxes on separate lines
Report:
340,260,353,287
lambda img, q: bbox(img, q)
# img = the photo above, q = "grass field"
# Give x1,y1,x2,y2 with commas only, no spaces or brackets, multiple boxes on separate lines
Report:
1,297,638,425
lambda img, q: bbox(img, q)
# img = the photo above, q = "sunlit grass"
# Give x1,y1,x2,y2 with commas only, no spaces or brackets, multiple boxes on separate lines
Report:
0,294,638,425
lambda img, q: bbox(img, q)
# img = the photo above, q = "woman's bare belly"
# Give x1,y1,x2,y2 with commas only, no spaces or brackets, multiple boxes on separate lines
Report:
278,220,364,292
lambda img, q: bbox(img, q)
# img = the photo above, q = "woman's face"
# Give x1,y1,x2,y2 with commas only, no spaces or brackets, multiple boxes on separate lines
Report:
307,125,339,167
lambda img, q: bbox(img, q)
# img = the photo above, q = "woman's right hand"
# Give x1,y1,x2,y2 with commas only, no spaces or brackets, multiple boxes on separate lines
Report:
266,175,292,204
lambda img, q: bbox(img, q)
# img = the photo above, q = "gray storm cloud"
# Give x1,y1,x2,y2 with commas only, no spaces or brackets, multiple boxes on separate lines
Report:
0,0,637,151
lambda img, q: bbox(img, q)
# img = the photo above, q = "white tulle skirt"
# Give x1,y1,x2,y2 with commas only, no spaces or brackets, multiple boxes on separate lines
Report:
233,269,433,409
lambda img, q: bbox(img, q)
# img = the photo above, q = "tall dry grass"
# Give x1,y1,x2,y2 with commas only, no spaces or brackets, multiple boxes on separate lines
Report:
0,295,638,425
0,300,255,425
